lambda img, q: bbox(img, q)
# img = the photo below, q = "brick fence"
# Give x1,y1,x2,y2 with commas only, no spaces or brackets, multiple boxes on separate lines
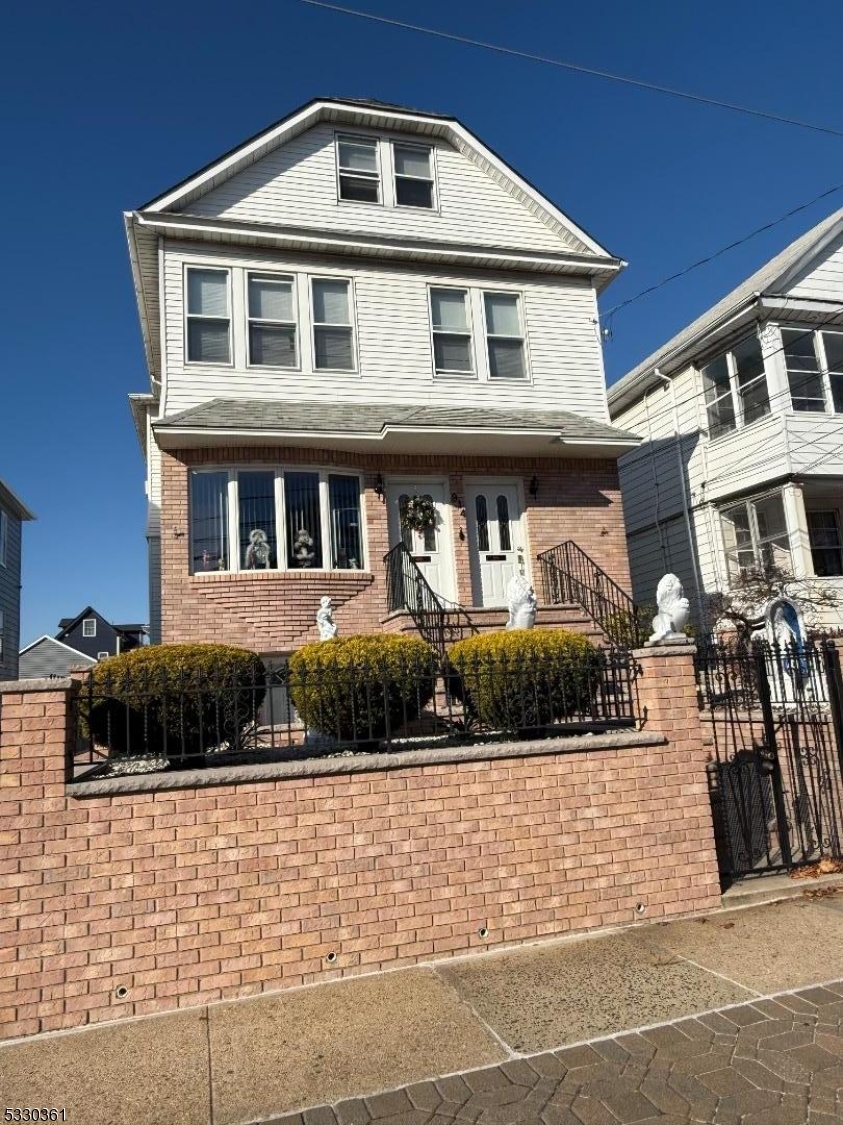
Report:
0,644,721,1041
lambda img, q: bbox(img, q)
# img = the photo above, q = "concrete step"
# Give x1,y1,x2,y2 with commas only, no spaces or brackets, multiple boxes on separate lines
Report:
382,604,608,647
720,870,843,909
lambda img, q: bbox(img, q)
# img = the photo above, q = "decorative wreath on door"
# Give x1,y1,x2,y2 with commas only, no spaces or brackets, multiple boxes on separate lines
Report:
400,494,437,534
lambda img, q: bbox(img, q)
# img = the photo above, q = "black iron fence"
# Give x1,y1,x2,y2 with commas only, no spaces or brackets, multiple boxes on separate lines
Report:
71,646,638,780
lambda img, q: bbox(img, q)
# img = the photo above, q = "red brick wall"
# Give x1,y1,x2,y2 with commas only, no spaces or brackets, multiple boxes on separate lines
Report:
0,649,721,1041
160,447,631,650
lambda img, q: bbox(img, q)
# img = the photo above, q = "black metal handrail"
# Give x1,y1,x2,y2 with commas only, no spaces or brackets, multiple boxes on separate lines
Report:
384,541,449,653
537,541,643,648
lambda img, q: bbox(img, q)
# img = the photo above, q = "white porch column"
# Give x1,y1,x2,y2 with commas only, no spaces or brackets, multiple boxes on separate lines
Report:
782,482,811,578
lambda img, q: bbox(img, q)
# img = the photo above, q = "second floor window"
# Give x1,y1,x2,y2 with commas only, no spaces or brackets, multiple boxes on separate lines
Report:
430,288,473,375
312,279,355,371
337,136,380,203
186,268,230,364
701,334,768,437
248,275,297,368
484,293,526,379
720,492,790,581
781,328,843,414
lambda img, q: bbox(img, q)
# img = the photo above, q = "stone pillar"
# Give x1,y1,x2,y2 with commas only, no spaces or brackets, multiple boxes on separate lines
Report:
632,643,722,908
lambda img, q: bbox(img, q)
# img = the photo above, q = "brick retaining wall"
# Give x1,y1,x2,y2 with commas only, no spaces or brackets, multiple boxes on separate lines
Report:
0,646,721,1041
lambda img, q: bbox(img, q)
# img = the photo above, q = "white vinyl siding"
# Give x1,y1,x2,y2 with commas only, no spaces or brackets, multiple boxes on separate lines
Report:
185,267,231,364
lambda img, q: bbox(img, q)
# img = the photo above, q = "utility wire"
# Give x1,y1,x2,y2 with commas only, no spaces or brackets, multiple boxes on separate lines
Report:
297,0,843,141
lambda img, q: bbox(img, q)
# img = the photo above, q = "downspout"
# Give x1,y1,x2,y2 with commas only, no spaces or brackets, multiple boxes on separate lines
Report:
655,368,705,623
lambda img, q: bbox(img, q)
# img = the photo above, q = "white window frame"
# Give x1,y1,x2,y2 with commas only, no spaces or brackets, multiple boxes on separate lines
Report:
245,272,300,370
481,290,529,381
781,326,828,414
0,509,6,568
97,651,110,661
190,467,366,576
184,265,232,367
335,133,382,206
309,276,358,373
428,286,475,379
82,618,97,638
719,490,792,582
392,141,437,210
699,332,769,440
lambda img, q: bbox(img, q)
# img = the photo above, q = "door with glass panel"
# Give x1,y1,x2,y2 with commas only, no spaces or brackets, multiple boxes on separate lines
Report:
385,481,455,603
465,483,525,606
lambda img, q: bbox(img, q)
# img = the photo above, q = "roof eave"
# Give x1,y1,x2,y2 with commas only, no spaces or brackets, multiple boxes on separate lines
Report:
0,481,36,521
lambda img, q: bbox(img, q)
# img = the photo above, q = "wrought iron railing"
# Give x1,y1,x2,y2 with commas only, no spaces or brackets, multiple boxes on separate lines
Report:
384,541,451,653
537,541,643,647
70,647,638,780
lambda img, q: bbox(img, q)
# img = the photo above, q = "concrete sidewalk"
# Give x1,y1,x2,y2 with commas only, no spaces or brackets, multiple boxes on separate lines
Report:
4,890,843,1124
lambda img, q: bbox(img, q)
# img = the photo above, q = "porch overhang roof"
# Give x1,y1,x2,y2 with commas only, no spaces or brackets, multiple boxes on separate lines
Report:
152,400,641,459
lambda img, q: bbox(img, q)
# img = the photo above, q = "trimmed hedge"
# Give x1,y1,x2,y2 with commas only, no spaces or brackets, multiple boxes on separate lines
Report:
288,634,438,744
85,644,266,763
447,628,601,733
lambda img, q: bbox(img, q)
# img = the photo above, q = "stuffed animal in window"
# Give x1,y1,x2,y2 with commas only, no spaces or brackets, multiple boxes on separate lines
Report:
245,529,271,569
293,528,315,567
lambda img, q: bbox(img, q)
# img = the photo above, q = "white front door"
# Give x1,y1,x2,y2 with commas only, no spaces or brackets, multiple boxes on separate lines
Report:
386,480,456,604
465,482,526,606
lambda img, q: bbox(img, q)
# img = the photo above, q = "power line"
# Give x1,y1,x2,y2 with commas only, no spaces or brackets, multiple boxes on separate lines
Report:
297,0,843,141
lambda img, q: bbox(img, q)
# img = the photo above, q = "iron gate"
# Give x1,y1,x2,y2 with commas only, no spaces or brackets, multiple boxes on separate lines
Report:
696,640,843,879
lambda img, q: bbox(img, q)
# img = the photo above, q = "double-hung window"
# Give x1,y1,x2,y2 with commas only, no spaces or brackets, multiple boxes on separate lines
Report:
820,331,843,413
82,618,97,638
312,279,355,371
701,334,769,437
186,268,231,364
484,292,526,379
720,492,791,580
0,509,6,567
190,469,364,574
337,136,380,203
732,335,769,425
807,511,843,577
782,329,826,412
393,144,434,208
247,274,297,367
701,353,735,438
430,288,473,375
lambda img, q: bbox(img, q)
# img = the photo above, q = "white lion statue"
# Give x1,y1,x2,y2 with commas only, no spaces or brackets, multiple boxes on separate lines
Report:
648,574,690,644
506,574,537,630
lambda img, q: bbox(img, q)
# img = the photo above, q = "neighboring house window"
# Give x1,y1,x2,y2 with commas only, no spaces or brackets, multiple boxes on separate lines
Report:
311,279,355,371
720,492,791,580
807,511,843,577
247,274,298,368
701,334,769,437
393,143,434,208
97,651,110,660
782,328,826,412
484,292,526,379
190,469,364,574
186,268,231,364
336,135,380,203
0,509,6,567
430,288,473,376
82,618,97,638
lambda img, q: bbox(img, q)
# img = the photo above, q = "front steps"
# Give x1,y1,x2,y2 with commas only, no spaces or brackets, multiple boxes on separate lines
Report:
381,602,607,648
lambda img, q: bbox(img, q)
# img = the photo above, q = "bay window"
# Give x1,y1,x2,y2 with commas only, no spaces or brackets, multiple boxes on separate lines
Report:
312,278,355,371
190,468,364,574
701,333,768,437
430,288,473,375
393,143,434,208
186,268,230,364
807,510,843,577
720,492,791,580
247,274,297,368
484,292,526,379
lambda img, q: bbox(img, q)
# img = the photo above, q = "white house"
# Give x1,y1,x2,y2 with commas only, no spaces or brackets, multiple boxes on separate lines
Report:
609,207,843,629
126,97,640,653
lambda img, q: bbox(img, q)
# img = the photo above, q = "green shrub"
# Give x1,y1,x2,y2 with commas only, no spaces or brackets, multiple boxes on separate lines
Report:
84,644,266,764
447,629,601,734
288,634,438,744
604,605,652,648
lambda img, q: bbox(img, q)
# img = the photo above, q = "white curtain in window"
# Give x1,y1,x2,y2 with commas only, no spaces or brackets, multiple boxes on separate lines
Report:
188,270,228,316
249,277,294,321
431,289,467,330
394,146,430,178
313,280,350,324
485,294,520,335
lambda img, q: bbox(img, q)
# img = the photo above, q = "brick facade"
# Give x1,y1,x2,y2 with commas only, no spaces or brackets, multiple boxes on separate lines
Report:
160,446,631,650
0,648,722,1041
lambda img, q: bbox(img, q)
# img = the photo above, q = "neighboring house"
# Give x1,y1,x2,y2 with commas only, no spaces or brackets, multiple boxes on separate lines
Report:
609,207,843,630
18,636,96,680
0,480,35,680
55,608,146,661
126,97,640,655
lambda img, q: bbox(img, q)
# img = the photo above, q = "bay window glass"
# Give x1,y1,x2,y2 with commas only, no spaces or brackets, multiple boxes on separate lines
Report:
312,279,355,370
248,275,297,367
484,293,526,379
807,511,843,577
191,471,230,572
430,288,472,374
394,144,434,208
702,353,736,437
238,472,277,569
285,472,323,568
186,269,230,364
329,474,363,569
721,492,790,581
820,331,843,413
732,335,769,425
783,329,826,412
337,136,380,203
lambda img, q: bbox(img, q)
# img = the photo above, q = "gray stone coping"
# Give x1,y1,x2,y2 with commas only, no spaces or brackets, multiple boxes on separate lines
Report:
0,677,75,694
69,729,666,797
632,642,697,657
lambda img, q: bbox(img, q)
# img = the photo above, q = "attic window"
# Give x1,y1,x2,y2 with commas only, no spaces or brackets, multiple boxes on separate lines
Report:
337,136,380,203
83,618,97,638
393,144,434,208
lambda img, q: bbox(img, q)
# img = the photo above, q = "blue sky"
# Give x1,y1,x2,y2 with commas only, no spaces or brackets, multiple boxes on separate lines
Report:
4,0,843,644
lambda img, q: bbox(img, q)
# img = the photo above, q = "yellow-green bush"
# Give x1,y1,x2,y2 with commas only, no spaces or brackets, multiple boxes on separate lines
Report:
288,634,438,744
84,644,266,764
447,629,601,733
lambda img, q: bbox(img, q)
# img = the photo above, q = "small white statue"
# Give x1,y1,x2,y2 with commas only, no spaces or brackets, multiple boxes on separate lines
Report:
293,528,315,568
244,529,271,570
648,574,690,644
316,596,338,640
506,574,537,630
